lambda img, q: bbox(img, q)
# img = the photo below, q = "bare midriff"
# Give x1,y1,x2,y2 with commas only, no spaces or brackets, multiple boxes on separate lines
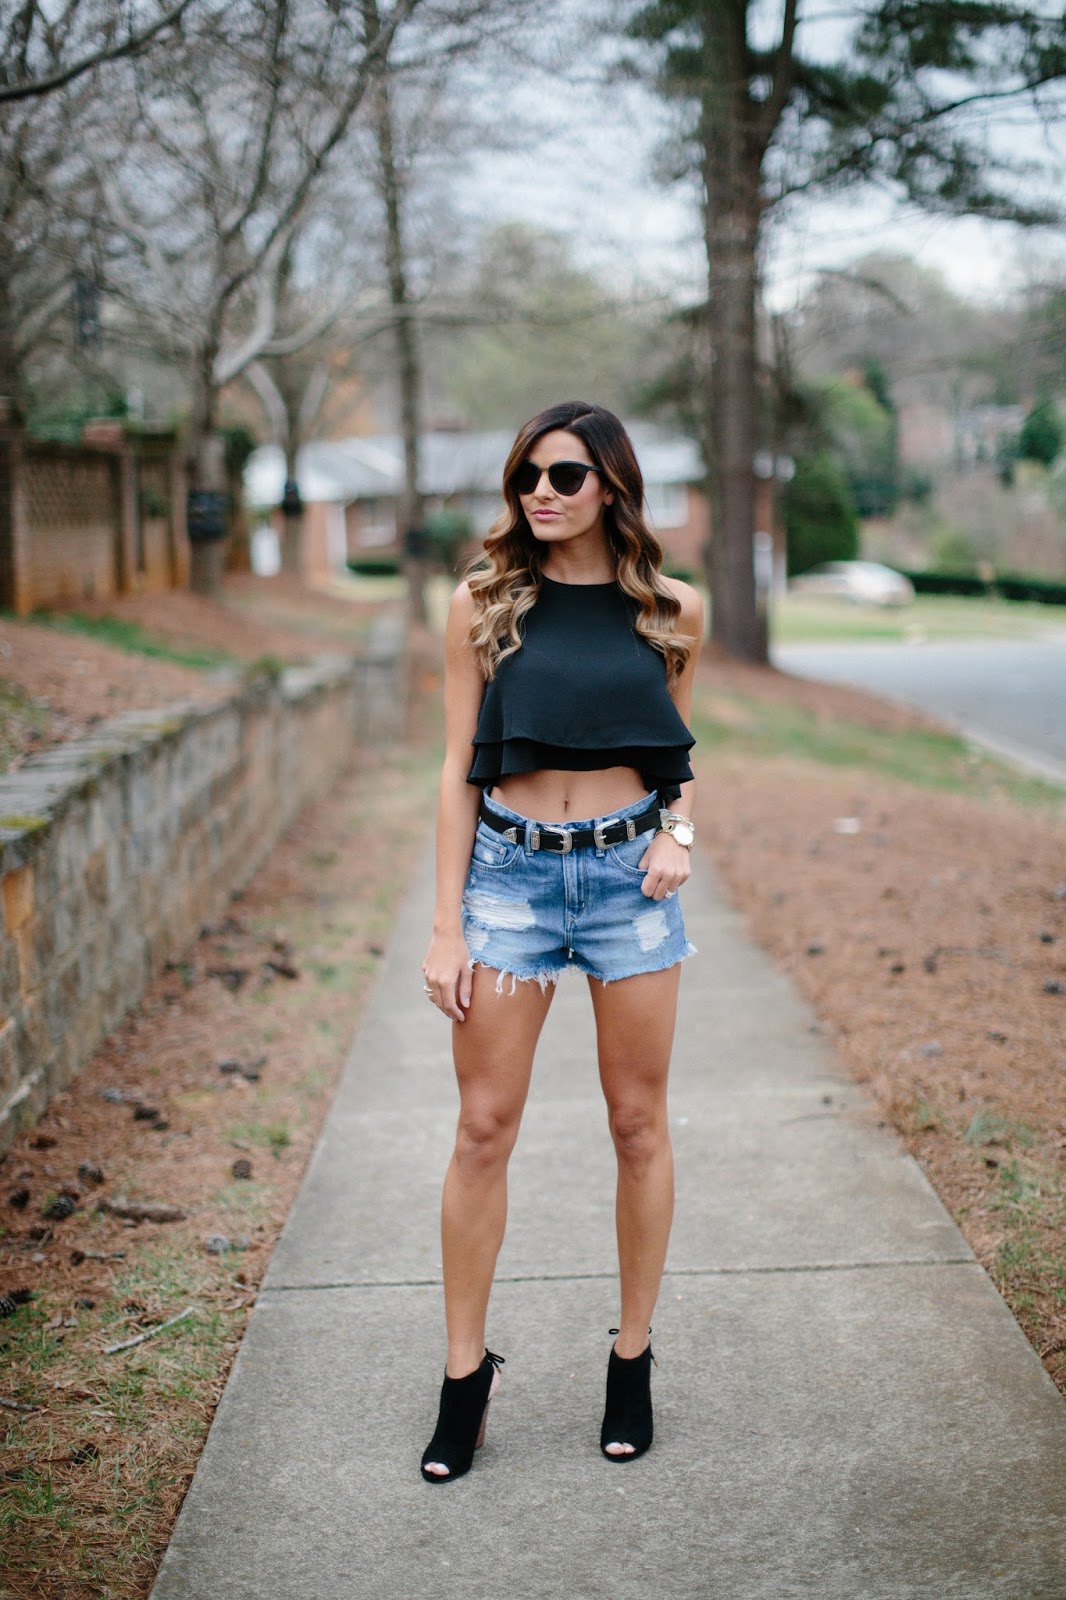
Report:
490,766,652,824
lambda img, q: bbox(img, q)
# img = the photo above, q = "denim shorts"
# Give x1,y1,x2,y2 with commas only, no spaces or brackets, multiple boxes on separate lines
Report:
462,791,696,992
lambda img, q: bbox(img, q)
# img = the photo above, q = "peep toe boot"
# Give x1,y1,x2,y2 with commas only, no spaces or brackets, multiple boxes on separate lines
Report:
600,1329,654,1462
420,1349,504,1483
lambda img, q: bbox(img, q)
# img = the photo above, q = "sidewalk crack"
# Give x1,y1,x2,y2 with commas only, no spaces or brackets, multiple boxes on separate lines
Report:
259,1255,978,1294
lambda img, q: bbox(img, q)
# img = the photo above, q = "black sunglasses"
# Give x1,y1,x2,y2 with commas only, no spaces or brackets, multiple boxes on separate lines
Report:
511,459,604,497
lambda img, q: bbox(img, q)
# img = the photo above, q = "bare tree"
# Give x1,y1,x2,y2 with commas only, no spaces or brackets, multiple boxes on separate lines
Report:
241,203,376,574
0,3,141,407
237,2,527,593
0,0,200,105
96,0,423,593
361,0,429,617
352,0,535,617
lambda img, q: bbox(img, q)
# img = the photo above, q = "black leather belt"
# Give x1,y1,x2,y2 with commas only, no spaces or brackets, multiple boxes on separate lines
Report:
478,796,662,854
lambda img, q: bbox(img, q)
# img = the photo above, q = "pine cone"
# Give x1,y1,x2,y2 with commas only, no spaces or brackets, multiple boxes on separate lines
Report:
43,1195,76,1220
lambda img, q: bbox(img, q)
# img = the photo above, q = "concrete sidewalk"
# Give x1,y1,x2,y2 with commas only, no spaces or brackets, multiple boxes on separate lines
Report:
151,851,1066,1600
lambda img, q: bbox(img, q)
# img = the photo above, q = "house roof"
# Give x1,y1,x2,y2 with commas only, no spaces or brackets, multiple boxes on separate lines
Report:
246,425,703,507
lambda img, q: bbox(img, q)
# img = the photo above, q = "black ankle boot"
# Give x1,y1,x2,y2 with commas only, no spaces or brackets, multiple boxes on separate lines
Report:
600,1328,654,1462
420,1349,504,1483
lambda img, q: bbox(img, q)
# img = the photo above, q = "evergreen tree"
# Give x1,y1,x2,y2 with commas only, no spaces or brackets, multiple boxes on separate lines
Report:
783,453,859,577
626,0,1066,662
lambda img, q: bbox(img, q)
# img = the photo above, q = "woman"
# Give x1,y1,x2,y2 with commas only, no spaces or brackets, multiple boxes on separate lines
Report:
420,400,702,1482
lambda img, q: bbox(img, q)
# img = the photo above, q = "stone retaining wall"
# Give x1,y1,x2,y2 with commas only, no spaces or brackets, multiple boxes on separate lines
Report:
0,624,404,1153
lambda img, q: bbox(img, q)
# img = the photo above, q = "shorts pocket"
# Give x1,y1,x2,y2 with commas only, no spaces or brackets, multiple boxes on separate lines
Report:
470,821,522,870
607,828,655,875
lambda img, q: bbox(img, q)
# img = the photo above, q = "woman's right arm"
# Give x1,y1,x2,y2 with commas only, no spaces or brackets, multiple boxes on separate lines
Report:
422,582,484,1022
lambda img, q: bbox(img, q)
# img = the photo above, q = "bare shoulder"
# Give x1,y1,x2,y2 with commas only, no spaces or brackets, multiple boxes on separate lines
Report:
445,580,477,641
661,575,704,634
449,579,476,620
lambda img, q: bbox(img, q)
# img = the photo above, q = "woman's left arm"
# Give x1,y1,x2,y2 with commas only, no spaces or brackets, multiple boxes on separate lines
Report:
639,581,705,901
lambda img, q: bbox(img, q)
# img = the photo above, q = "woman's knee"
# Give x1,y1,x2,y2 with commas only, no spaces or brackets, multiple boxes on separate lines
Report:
453,1104,521,1172
607,1101,670,1169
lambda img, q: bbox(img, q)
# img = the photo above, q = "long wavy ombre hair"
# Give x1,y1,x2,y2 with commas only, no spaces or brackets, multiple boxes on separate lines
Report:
467,401,695,683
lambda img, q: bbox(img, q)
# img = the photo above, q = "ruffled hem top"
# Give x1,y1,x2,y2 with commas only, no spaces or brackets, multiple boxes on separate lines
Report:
466,575,695,802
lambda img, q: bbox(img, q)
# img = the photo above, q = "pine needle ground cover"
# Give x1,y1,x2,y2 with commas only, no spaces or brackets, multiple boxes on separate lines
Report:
1,732,440,1600
692,656,1066,1399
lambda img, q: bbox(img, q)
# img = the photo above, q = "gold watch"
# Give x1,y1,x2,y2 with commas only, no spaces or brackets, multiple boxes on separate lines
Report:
657,811,695,849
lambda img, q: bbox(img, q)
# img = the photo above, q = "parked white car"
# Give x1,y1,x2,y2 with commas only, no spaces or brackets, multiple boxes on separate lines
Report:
789,561,915,607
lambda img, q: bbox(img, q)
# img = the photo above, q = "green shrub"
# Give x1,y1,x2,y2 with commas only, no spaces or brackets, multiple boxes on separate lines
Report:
1018,400,1063,468
783,452,859,576
899,569,1066,604
995,572,1066,605
347,555,401,577
424,506,474,574
900,467,933,505
898,570,988,596
817,375,898,516
928,526,978,575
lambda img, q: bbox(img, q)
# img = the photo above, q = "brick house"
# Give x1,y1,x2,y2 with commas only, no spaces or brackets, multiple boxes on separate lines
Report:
0,407,187,615
245,425,725,584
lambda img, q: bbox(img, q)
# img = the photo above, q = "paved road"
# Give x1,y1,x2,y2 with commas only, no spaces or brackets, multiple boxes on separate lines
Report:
773,636,1066,783
150,850,1066,1600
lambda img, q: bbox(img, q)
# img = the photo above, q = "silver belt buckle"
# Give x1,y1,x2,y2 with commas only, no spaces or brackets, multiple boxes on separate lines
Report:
531,824,572,854
594,817,637,847
594,818,618,848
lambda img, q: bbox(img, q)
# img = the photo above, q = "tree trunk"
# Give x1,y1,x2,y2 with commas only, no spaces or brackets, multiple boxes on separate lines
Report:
0,398,25,614
0,262,16,409
363,0,427,626
186,350,228,597
0,270,21,612
699,5,768,664
280,440,302,576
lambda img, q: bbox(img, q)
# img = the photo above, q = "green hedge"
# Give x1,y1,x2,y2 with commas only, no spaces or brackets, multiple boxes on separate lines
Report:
899,570,987,597
995,572,1066,605
899,569,1066,605
347,555,401,577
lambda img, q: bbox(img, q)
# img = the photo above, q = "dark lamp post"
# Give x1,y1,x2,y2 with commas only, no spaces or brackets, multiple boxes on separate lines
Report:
280,476,303,576
281,477,303,519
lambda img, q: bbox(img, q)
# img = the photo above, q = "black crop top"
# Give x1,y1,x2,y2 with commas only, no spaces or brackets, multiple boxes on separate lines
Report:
466,575,695,801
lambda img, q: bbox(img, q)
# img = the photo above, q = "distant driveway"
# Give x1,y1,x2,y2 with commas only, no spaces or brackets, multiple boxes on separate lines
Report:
772,636,1066,783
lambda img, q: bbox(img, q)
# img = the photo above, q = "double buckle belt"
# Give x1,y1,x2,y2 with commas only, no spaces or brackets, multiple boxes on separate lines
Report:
478,796,662,854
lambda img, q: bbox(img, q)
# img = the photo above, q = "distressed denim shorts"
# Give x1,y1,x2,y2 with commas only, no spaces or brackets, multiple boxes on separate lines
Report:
462,791,696,993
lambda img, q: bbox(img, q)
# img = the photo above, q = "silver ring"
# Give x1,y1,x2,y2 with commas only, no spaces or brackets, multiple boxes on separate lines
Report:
665,890,676,899
422,982,433,995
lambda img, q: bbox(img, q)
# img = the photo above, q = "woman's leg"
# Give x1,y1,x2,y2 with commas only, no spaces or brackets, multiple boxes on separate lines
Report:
589,964,681,1371
439,963,556,1380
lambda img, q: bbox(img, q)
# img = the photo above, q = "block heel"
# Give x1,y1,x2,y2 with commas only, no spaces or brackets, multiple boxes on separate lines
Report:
600,1328,654,1462
420,1349,504,1483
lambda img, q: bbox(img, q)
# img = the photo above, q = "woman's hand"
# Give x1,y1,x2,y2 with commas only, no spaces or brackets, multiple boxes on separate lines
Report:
422,929,474,1022
638,832,692,901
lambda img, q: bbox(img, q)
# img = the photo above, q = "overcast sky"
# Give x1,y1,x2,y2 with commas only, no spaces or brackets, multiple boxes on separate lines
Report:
453,1,1066,311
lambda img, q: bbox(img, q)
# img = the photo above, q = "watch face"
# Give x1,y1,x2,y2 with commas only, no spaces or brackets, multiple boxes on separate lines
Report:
672,821,695,847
